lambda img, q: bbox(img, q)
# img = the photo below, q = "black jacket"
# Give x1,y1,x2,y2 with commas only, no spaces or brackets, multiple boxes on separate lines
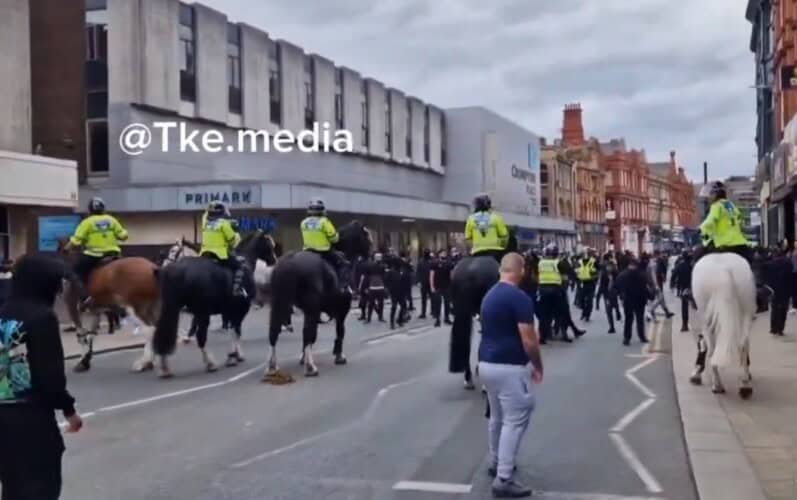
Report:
670,257,693,294
0,254,75,416
416,258,432,289
764,256,793,300
611,265,651,306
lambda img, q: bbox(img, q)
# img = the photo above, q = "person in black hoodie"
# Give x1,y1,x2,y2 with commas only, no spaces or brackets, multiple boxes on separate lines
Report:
416,250,433,319
0,254,82,500
611,257,650,346
670,250,697,332
764,248,792,336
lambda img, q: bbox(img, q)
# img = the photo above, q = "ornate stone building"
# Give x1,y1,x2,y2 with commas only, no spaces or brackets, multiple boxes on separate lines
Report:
560,104,607,251
602,139,650,254
540,142,577,250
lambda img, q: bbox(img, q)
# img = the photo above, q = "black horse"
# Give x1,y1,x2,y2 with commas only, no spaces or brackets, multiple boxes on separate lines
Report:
152,230,277,378
448,231,518,389
265,221,371,377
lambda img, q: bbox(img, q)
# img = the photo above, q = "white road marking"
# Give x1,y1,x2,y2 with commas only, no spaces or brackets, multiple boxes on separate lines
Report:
393,480,472,494
97,381,227,412
231,374,426,468
609,434,663,494
611,398,656,433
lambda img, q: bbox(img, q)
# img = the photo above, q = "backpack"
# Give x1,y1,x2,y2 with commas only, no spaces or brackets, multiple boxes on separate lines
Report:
0,319,31,401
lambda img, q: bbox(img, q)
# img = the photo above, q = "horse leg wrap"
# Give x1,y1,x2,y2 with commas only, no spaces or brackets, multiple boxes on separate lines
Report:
695,334,707,374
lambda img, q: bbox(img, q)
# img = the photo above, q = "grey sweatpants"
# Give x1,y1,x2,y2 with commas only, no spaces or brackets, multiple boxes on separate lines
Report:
478,361,536,480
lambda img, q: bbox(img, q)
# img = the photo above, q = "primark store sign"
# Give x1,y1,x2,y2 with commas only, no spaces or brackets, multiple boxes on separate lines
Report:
177,185,260,210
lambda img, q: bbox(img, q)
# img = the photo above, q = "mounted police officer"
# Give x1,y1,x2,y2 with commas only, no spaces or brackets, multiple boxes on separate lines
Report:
699,181,768,312
465,193,509,262
66,197,128,308
301,198,346,288
199,201,247,298
537,244,572,344
576,248,599,321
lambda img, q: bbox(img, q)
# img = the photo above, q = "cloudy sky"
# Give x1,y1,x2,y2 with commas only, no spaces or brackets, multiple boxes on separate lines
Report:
204,0,754,181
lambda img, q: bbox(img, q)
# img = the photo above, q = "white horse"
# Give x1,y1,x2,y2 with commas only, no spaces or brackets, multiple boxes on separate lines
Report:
689,252,755,399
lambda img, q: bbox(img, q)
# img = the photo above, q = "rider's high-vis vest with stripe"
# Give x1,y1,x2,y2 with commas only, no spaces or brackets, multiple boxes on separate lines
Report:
301,216,339,252
200,215,240,260
700,199,748,248
464,210,509,254
70,214,128,257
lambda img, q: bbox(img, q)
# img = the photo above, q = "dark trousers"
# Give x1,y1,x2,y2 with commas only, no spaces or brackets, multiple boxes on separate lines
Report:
431,288,451,323
553,287,577,338
623,301,647,342
680,293,697,330
358,288,369,318
537,286,562,342
419,286,431,317
579,280,596,320
367,288,386,321
604,294,621,332
771,296,789,334
0,406,64,500
390,293,407,327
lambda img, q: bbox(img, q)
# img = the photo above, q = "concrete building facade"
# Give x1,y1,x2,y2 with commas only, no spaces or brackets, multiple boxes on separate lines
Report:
50,0,572,258
0,0,79,260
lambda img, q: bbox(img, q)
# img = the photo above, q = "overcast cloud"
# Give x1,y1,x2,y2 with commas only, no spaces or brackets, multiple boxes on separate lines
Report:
203,0,754,181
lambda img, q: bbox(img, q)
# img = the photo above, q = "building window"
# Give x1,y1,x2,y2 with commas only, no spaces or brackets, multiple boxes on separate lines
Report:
405,101,412,157
540,163,549,184
227,23,242,113
85,21,108,119
87,120,109,174
179,3,196,102
304,58,315,130
541,196,549,216
0,205,8,262
385,97,392,154
361,81,369,147
441,113,447,166
423,107,430,163
268,43,281,126
334,69,344,129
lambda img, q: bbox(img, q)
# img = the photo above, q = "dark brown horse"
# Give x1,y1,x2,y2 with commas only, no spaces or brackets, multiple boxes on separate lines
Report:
58,238,161,372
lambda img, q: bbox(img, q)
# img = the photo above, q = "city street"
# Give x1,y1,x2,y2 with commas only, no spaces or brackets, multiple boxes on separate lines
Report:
60,300,696,500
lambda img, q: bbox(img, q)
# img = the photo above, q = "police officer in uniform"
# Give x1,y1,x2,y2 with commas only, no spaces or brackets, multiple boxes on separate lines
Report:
66,197,129,308
577,249,599,321
199,202,247,297
301,198,346,288
536,244,571,344
465,193,509,262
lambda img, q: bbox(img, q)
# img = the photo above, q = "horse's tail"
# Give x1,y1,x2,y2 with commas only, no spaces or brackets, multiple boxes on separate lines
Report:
152,268,182,356
707,262,754,367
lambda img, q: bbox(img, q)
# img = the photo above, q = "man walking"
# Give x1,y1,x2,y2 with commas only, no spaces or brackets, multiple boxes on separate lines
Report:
670,250,696,332
612,257,650,346
764,248,792,336
596,253,622,334
0,254,83,499
478,253,543,498
416,250,433,319
576,249,599,321
430,250,453,327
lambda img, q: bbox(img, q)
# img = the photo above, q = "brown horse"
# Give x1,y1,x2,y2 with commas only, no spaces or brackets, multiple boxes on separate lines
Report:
58,239,161,372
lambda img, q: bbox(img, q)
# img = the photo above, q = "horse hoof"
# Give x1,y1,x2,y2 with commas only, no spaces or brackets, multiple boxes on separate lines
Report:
305,367,319,377
689,375,702,385
711,386,726,394
464,380,476,391
225,355,239,367
739,387,753,399
206,363,218,373
158,370,174,379
299,356,305,366
180,337,192,345
334,355,347,365
73,361,90,373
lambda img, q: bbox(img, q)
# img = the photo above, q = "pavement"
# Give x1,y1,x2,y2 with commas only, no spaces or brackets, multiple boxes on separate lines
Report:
56,294,698,500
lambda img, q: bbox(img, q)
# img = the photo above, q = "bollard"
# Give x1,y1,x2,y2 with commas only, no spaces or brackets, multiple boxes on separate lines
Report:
645,316,672,354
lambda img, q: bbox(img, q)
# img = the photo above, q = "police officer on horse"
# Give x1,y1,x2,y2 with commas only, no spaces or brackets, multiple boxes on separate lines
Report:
199,201,247,298
465,193,509,262
301,198,346,288
65,197,128,309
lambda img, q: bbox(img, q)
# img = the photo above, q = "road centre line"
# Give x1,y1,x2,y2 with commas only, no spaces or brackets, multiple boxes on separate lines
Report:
609,433,664,494
611,398,656,433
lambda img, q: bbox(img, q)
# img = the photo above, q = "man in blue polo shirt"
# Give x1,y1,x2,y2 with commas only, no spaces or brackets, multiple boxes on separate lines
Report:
479,252,544,498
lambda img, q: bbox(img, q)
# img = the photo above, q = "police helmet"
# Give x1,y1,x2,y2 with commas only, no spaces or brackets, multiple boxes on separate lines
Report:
308,198,326,216
708,181,727,200
88,197,106,215
544,243,559,257
473,193,492,212
208,201,227,217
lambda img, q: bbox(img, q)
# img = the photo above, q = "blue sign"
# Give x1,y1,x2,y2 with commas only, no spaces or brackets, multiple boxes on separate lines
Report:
235,216,277,233
38,215,81,251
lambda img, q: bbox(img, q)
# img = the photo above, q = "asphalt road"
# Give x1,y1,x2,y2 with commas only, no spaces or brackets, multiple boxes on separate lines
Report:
59,295,697,500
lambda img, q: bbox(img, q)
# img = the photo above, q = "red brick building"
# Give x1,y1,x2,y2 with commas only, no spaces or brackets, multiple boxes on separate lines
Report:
560,104,607,251
602,140,650,254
